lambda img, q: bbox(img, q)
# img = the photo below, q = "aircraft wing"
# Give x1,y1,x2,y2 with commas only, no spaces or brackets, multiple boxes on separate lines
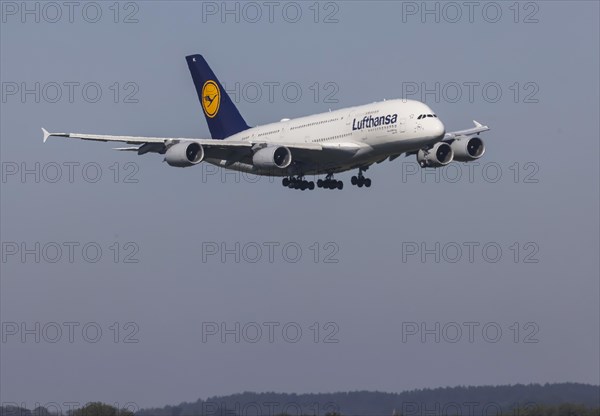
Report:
41,127,372,169
443,120,490,140
42,128,323,152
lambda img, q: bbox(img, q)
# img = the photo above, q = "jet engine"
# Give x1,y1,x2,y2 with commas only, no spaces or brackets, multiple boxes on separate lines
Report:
417,142,454,168
164,142,204,167
450,136,485,162
252,146,292,169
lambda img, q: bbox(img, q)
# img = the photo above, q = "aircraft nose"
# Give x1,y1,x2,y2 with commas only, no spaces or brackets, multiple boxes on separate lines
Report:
433,119,446,139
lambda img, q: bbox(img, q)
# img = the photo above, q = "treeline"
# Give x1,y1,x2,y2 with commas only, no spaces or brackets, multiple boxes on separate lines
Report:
0,402,133,416
2,384,599,416
514,404,599,416
135,383,599,416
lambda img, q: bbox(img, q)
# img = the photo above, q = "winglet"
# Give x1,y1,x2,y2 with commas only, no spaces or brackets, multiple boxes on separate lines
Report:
473,120,483,128
42,128,50,143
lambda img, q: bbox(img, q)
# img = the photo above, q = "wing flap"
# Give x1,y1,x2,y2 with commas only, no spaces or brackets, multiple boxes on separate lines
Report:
113,146,141,152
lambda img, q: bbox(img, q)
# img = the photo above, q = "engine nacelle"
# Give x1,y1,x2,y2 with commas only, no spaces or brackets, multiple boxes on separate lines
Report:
450,136,485,162
252,146,292,169
417,142,454,168
165,142,204,167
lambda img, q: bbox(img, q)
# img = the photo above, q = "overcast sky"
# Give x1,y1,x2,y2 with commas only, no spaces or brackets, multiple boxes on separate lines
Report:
1,0,599,411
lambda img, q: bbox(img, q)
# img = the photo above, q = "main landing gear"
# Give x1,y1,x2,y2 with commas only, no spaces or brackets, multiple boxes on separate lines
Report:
281,174,345,191
282,176,315,191
351,167,371,188
317,174,343,190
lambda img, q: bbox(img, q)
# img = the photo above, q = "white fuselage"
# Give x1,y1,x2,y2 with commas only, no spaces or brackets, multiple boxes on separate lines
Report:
206,99,446,176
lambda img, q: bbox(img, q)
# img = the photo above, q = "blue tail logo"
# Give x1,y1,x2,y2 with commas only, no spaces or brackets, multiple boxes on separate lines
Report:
186,54,250,140
202,80,220,118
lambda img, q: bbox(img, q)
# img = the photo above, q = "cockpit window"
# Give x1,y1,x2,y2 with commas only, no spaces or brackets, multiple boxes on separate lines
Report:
427,114,433,118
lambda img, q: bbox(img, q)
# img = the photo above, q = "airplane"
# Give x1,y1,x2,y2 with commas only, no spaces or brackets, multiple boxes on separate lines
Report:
42,54,490,191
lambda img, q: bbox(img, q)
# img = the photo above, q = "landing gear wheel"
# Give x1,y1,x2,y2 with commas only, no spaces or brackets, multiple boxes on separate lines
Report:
308,181,315,190
282,178,289,187
317,174,343,190
352,167,371,188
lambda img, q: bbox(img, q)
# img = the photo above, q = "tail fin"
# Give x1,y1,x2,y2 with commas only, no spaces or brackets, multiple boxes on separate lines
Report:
186,54,250,140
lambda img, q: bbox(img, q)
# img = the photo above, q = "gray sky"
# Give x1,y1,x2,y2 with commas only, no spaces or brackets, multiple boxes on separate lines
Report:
1,0,599,411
